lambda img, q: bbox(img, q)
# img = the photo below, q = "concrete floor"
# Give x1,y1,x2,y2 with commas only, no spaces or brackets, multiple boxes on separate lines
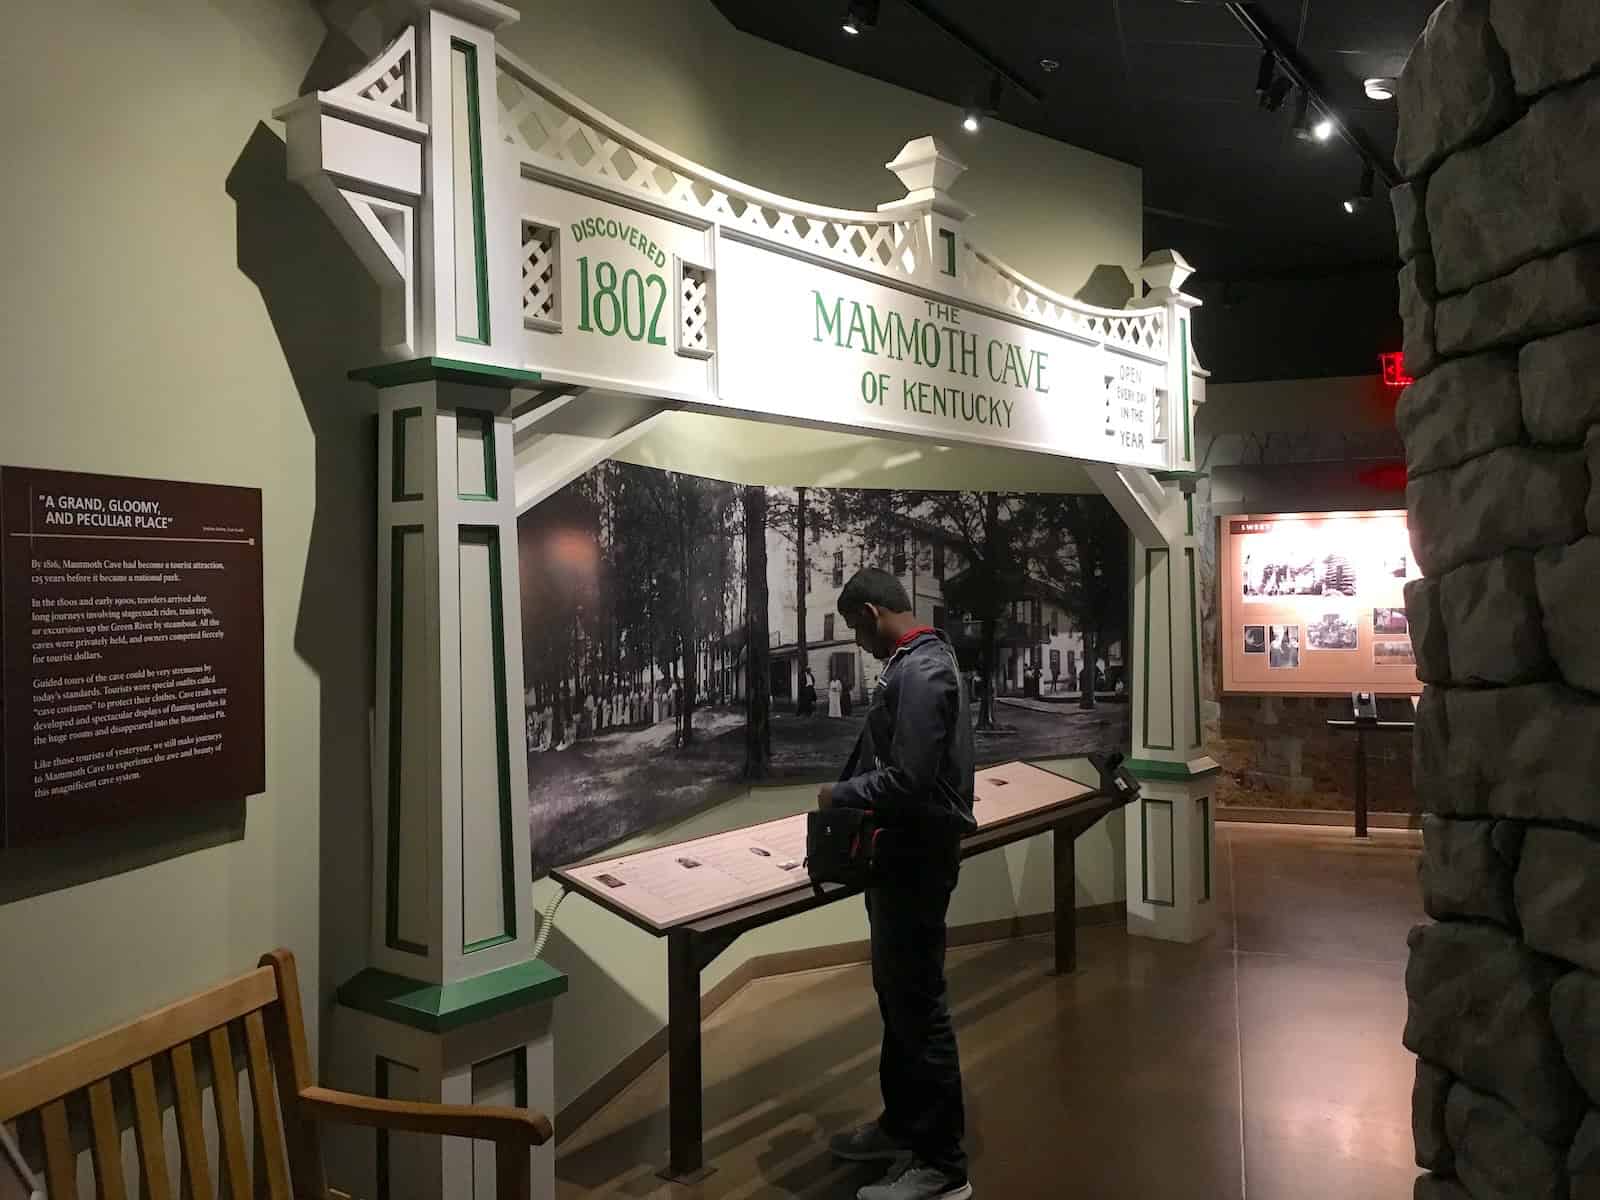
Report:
555,822,1425,1199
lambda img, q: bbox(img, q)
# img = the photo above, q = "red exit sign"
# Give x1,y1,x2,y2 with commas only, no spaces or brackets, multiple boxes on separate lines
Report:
1380,352,1413,388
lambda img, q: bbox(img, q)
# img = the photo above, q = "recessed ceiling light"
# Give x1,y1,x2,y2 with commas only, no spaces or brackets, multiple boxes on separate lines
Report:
1313,117,1335,141
1364,77,1397,101
1039,58,1060,73
962,110,982,133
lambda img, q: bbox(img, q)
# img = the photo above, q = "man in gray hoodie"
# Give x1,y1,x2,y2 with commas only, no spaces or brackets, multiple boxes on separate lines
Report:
819,568,977,1200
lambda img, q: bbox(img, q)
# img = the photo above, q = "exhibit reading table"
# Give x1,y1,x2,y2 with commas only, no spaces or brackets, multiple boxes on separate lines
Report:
553,759,1137,1180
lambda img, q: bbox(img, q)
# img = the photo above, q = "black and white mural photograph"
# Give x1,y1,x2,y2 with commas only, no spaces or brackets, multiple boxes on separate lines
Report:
518,461,1132,874
1306,611,1359,651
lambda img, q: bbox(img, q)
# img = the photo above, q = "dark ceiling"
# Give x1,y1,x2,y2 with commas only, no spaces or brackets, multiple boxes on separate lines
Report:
711,0,1440,381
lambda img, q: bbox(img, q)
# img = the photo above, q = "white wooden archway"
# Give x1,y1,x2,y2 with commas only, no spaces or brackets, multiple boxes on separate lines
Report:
275,2,1218,1193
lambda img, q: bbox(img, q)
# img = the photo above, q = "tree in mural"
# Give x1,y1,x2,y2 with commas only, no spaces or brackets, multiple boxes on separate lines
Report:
923,491,1028,730
742,485,772,778
1029,493,1130,709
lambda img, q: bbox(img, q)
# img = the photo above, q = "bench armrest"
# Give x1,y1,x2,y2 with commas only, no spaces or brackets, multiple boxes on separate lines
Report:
297,1085,553,1146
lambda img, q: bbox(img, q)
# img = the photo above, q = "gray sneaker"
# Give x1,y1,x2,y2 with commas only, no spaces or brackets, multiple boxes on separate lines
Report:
829,1122,908,1163
856,1161,973,1200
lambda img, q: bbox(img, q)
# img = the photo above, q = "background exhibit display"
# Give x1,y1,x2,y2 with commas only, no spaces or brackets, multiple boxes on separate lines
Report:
1220,510,1420,695
518,462,1131,874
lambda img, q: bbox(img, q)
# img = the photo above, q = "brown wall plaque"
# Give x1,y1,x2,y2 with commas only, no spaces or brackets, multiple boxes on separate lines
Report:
1,467,264,847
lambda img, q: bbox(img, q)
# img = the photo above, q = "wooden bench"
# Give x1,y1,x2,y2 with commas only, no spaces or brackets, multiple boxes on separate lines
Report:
0,950,552,1198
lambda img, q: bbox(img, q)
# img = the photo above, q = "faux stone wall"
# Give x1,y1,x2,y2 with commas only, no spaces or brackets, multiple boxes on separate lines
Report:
1398,2,1600,1195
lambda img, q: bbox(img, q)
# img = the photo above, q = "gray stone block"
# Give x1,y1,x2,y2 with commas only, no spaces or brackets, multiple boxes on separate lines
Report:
1405,921,1586,1140
1414,684,1451,804
1439,551,1551,685
1522,323,1600,446
1416,1058,1458,1171
1572,1110,1600,1198
1591,427,1600,533
1394,181,1431,264
1518,826,1600,973
1430,79,1600,294
1553,972,1600,1105
1437,682,1600,827
1406,447,1589,576
1491,0,1600,97
1407,578,1452,684
1415,1174,1471,1200
1537,537,1600,694
1438,242,1600,357
1398,0,1519,179
1403,255,1442,379
1398,351,1522,477
1421,816,1520,927
1446,1082,1571,1200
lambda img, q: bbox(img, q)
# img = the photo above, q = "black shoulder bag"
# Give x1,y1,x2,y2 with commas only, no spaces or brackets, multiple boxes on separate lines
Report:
805,732,882,889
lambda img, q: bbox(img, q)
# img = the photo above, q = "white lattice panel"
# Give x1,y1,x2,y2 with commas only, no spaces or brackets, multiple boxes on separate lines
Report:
496,66,922,282
521,221,560,329
964,245,1167,358
337,28,415,117
677,262,713,358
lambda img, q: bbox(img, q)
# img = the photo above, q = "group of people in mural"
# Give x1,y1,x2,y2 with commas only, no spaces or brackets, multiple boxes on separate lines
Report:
524,678,725,752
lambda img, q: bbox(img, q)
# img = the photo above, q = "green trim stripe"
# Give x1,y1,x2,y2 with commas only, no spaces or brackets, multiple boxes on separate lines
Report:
338,961,569,1035
350,357,543,389
939,229,957,276
457,409,497,502
1187,548,1201,749
515,1046,529,1109
459,526,517,954
452,39,492,346
1181,318,1192,463
1141,797,1176,908
1141,549,1175,752
1186,494,1194,538
392,407,423,503
387,526,428,957
1126,757,1222,780
1198,795,1212,902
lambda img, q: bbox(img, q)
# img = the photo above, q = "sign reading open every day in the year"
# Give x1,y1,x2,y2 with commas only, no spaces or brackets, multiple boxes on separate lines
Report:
518,184,1169,471
1,467,265,847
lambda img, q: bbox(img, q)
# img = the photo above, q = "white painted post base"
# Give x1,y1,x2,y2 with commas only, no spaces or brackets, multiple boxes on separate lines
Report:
325,1001,557,1200
1124,766,1219,943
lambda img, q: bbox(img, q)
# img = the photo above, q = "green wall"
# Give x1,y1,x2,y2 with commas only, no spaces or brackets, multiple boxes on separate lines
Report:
0,0,374,1069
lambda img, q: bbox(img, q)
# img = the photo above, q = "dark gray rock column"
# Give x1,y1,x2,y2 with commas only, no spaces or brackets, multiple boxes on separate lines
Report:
1401,3,1600,1193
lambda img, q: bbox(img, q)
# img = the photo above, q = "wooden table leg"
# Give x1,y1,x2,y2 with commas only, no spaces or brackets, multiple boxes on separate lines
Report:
1053,823,1077,975
661,930,713,1183
1354,728,1370,840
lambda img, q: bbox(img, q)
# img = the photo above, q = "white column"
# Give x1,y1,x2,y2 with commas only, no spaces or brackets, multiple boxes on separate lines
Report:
330,368,563,1200
1124,258,1219,945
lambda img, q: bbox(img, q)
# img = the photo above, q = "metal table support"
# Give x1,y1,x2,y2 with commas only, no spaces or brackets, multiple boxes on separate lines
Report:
644,790,1127,1180
1325,719,1416,839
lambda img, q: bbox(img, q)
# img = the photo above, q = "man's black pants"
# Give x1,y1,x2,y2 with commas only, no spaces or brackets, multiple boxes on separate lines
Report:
866,861,967,1179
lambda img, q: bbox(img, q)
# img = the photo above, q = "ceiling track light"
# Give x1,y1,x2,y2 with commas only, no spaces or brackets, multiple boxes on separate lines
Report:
1291,90,1334,143
1343,162,1376,214
842,0,879,36
1254,50,1276,100
1364,77,1397,102
964,73,1005,133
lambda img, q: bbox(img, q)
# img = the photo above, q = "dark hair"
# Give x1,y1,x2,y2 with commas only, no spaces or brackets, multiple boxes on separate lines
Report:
837,567,911,616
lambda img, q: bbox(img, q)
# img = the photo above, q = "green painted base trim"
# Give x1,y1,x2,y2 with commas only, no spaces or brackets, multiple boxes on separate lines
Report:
350,357,543,389
1127,757,1222,781
338,960,568,1034
1150,470,1207,485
